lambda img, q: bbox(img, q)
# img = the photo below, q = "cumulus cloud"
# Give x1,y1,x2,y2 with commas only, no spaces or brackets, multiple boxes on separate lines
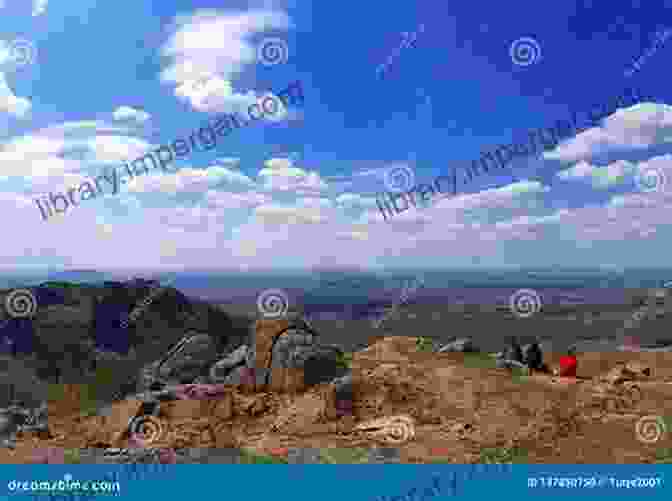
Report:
3,74,672,270
172,73,293,123
546,102,672,163
258,157,329,194
127,164,255,195
161,8,292,112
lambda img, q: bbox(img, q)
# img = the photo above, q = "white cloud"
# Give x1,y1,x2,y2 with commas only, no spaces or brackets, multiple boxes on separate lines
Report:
0,73,30,118
335,193,378,210
257,158,328,194
127,165,253,195
112,106,151,123
161,8,292,110
556,159,638,188
32,0,47,16
253,204,332,226
4,77,672,270
172,73,291,123
546,102,672,163
204,190,269,210
0,121,158,213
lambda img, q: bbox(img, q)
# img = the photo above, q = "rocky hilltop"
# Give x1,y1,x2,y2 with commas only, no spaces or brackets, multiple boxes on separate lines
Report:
0,280,669,463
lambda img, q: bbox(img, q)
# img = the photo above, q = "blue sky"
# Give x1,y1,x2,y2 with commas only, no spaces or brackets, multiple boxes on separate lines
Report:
0,0,671,272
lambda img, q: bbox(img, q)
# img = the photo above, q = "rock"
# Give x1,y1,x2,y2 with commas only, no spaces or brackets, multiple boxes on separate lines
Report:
437,338,477,353
208,345,249,382
0,413,16,437
221,366,260,388
625,361,652,378
156,333,218,383
0,278,254,410
603,362,652,384
287,447,321,464
368,447,401,463
137,360,162,395
212,314,346,394
272,344,339,391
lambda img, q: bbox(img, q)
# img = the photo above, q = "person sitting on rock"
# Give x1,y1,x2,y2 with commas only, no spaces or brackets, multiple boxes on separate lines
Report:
557,347,578,378
503,336,524,363
523,340,544,371
495,336,525,369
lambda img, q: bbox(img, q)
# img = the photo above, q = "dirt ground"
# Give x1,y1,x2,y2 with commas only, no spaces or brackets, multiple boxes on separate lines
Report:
1,336,671,463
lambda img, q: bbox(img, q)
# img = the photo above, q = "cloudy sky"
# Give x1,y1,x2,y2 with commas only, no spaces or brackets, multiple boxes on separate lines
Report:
0,0,671,272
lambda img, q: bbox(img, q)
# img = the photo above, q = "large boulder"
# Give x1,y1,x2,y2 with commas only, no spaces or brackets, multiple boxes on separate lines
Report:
215,313,347,393
155,332,218,383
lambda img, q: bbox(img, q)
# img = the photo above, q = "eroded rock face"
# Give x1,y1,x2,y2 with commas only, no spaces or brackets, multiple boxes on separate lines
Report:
212,315,347,393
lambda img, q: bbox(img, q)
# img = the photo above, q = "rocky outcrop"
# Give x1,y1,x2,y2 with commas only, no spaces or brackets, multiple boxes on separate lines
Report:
0,280,253,410
211,314,348,393
0,281,357,458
